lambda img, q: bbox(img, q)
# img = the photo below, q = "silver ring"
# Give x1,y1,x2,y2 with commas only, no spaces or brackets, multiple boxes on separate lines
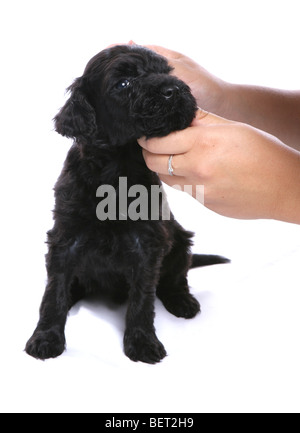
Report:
168,155,174,176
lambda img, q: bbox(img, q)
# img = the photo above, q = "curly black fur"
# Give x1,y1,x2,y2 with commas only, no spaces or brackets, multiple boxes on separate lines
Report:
25,45,228,364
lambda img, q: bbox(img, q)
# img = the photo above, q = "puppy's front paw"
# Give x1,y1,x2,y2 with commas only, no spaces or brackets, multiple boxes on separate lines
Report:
124,329,167,364
25,328,66,360
161,293,200,319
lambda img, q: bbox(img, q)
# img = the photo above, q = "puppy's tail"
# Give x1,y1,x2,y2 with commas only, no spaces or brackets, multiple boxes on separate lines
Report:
190,254,230,269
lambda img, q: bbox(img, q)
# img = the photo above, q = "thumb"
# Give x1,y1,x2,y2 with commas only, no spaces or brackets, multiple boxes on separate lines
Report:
193,108,234,126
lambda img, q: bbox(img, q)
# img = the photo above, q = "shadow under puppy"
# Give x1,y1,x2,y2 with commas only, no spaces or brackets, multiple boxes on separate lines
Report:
25,45,229,364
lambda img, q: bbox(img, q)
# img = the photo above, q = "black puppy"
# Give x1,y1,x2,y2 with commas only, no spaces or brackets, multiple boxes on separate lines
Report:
25,45,228,364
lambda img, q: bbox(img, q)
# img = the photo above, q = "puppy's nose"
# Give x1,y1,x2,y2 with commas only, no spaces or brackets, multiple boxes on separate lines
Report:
161,85,179,99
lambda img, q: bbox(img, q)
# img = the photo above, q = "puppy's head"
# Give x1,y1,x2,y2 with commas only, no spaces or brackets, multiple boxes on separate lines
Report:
54,45,198,145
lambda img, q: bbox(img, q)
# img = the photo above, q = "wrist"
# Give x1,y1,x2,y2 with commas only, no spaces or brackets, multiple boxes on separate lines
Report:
200,79,238,119
215,82,243,120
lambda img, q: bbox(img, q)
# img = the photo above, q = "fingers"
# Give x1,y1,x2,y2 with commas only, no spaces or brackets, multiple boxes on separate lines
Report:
137,109,225,156
143,44,182,59
107,42,183,62
138,110,209,178
142,150,188,177
137,109,208,155
106,41,137,48
139,110,235,180
138,127,196,155
192,108,231,125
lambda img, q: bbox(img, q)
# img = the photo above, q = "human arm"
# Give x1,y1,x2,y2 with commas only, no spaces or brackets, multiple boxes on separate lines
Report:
222,85,300,152
145,45,300,151
138,109,300,224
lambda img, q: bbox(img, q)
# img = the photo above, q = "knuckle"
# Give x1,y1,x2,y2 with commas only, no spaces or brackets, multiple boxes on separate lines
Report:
143,152,156,171
144,139,157,154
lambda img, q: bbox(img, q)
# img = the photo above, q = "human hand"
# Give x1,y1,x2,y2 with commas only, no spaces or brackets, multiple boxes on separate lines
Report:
143,44,228,115
138,109,300,224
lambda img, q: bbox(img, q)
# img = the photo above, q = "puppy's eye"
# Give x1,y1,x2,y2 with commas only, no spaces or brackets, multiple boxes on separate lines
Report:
116,79,131,90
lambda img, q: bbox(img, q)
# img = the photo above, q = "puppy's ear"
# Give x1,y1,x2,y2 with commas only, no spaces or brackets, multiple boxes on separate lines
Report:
54,78,97,140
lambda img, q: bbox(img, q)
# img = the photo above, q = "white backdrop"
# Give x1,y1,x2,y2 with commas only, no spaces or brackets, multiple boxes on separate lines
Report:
1,0,300,413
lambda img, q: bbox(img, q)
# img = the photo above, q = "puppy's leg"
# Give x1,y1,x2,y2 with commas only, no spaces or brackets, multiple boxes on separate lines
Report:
25,273,70,359
123,259,167,364
25,243,73,360
157,227,200,319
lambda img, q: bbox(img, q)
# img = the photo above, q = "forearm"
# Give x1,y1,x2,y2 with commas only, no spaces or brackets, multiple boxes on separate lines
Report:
273,144,300,224
143,45,300,150
218,84,300,151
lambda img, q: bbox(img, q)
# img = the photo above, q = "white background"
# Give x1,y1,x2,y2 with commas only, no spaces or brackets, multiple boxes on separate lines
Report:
1,0,300,413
